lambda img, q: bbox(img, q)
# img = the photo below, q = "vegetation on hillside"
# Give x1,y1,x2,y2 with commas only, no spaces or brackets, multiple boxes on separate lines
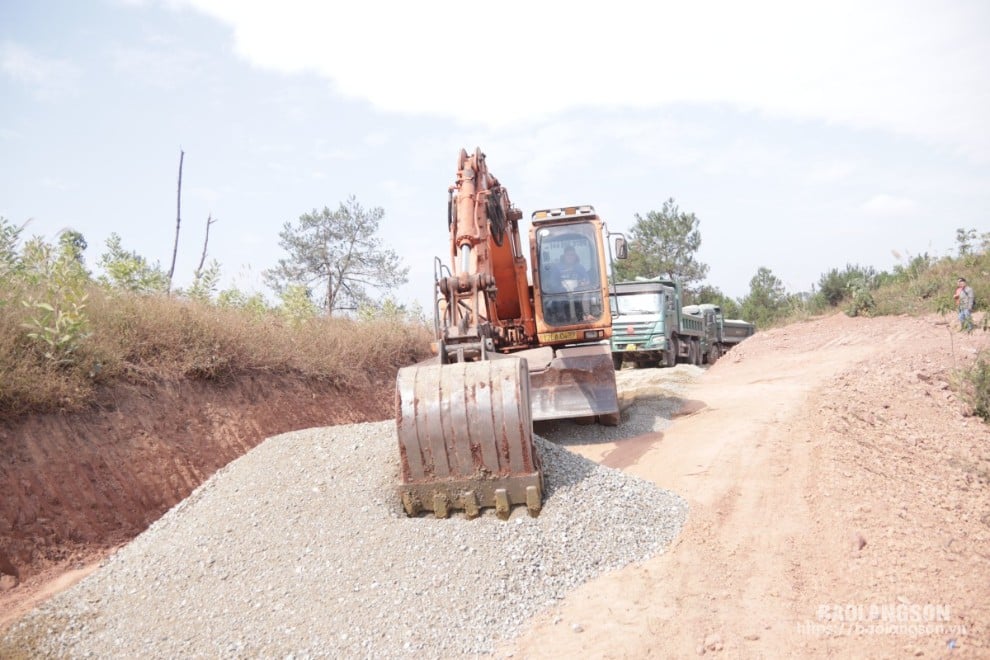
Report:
0,217,432,421
3,197,986,424
610,199,985,327
775,230,988,326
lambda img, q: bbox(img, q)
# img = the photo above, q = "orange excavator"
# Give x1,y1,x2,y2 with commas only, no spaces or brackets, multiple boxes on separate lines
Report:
396,148,626,519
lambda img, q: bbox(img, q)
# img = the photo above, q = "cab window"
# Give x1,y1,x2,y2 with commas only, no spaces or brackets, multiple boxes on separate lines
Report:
536,224,604,327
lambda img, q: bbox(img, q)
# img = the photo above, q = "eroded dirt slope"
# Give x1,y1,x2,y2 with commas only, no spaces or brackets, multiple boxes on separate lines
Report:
511,313,990,658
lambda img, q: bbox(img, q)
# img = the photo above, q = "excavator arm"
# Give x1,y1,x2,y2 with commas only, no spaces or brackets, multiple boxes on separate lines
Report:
396,148,542,519
437,148,534,361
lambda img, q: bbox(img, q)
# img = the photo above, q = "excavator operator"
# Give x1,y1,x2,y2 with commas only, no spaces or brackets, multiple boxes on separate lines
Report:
557,246,590,289
545,245,597,323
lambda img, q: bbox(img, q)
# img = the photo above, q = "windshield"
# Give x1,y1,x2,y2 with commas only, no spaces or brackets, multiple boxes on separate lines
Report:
536,223,604,327
611,292,663,315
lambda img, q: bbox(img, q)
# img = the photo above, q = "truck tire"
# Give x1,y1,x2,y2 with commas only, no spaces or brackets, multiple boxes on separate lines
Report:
707,344,721,364
612,353,623,370
664,337,678,368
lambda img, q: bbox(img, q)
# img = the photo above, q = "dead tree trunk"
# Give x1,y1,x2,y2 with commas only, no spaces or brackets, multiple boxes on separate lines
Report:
196,213,217,277
167,149,184,294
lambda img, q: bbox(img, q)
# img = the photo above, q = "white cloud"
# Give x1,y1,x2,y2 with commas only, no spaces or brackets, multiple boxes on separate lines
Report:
315,146,358,161
807,161,858,184
108,43,211,90
188,185,222,206
861,194,919,217
0,42,79,97
363,131,389,148
40,177,77,192
172,0,990,159
379,179,417,200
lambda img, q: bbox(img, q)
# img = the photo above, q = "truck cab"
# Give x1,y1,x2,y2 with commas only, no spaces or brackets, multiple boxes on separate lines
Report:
609,279,682,368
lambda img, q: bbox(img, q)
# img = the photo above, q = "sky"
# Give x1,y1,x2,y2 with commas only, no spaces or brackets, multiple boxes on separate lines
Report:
1,0,988,311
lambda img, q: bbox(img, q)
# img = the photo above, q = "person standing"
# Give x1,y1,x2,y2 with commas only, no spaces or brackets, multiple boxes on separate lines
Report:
954,277,975,332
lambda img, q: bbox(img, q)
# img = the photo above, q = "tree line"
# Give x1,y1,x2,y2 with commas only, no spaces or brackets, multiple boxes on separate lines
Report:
5,188,982,338
613,198,987,328
612,197,788,325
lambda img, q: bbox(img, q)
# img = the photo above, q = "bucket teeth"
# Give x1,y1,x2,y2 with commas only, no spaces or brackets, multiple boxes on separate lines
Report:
463,490,480,519
433,492,450,519
494,488,510,520
400,491,420,516
526,485,541,517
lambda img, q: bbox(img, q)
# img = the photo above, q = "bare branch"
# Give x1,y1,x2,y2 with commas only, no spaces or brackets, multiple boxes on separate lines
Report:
196,213,218,276
167,149,184,294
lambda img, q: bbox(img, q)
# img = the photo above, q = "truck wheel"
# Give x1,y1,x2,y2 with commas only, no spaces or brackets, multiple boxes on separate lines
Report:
612,354,623,371
664,338,678,368
707,344,721,364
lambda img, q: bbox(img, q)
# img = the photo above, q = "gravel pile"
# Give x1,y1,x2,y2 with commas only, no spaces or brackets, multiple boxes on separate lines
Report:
3,414,688,658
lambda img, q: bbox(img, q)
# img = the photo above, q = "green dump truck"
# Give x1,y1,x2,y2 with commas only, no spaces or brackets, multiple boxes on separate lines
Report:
609,280,756,369
682,303,756,363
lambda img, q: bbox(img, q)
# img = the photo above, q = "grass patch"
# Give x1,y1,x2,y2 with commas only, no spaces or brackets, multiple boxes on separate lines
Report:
953,350,990,422
0,284,432,421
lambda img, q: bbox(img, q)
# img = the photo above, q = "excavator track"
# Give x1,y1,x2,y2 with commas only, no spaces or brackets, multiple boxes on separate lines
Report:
396,357,543,519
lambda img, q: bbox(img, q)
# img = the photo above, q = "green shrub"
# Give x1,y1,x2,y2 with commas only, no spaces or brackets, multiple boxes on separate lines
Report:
18,236,92,366
955,351,990,422
816,264,879,308
845,276,877,317
279,283,319,327
185,259,222,303
97,233,168,294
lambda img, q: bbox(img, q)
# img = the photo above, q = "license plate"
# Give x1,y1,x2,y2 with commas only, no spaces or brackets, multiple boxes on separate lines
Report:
625,344,637,351
541,330,579,342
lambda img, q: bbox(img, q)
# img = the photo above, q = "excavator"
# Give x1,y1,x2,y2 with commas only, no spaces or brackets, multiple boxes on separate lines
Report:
395,148,626,519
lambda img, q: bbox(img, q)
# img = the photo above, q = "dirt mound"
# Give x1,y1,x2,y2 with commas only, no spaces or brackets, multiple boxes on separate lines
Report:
511,313,990,658
0,374,393,626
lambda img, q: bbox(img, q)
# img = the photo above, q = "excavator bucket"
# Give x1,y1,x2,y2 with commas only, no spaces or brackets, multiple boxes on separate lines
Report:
396,357,543,519
525,344,620,424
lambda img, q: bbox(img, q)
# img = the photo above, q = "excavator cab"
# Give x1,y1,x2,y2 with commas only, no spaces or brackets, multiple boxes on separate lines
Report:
525,206,619,424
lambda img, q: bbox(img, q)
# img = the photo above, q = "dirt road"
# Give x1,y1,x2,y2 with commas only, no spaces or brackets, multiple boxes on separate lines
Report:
511,313,989,658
